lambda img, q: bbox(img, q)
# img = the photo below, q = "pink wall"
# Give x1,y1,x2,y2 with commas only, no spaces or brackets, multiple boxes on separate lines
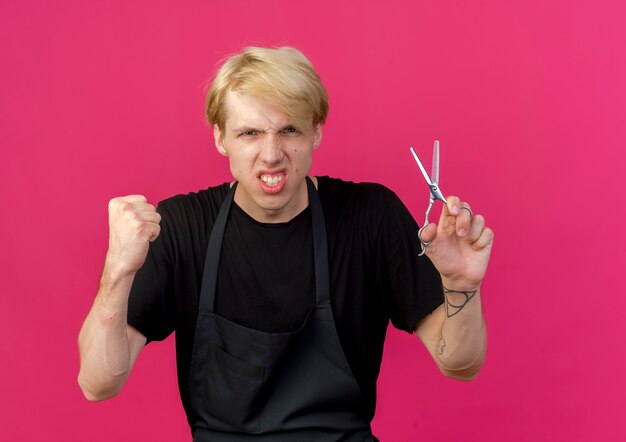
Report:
2,1,624,440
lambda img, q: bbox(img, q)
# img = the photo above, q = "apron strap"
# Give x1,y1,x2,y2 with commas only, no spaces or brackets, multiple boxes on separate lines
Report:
307,177,331,306
197,182,237,313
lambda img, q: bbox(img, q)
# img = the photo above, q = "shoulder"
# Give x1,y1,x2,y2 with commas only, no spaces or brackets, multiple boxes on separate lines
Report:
156,182,231,222
316,176,404,236
317,176,399,209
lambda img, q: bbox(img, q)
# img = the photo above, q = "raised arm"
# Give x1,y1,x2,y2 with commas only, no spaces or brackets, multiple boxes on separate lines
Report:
78,196,161,401
414,196,493,381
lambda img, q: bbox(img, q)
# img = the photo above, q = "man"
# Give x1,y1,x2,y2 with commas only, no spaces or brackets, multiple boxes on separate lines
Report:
78,46,493,441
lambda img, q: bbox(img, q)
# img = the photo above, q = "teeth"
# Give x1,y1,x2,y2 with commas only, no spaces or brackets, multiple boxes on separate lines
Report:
260,174,283,186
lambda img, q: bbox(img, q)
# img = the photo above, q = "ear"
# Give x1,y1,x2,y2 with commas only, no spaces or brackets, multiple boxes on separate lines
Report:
214,125,228,156
312,124,323,150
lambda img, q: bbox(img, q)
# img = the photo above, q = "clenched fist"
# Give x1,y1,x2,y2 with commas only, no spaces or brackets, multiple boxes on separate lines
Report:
105,195,161,276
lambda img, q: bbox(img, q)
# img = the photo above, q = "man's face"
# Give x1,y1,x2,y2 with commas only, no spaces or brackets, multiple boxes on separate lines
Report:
214,90,322,223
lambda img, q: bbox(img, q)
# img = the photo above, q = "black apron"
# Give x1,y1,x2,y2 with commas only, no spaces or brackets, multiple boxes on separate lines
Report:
187,177,375,441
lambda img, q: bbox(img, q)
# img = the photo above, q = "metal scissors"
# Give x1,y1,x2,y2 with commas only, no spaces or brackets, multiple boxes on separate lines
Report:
410,140,447,256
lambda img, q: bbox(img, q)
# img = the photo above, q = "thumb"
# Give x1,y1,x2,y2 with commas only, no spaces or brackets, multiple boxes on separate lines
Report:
419,223,438,244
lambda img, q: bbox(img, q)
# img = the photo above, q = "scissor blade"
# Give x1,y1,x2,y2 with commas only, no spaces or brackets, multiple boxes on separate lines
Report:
410,147,433,185
431,140,440,185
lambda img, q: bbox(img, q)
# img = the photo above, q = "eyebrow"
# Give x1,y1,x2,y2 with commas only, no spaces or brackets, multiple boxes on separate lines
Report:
232,125,257,131
231,125,295,134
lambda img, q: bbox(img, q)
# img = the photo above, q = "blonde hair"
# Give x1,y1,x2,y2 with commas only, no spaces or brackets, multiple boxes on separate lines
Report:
205,46,328,133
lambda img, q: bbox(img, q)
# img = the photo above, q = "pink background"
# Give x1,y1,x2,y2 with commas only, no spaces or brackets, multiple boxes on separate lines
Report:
2,0,625,440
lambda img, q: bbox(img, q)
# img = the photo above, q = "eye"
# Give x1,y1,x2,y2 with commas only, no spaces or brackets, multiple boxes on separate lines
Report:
280,126,299,135
239,130,258,137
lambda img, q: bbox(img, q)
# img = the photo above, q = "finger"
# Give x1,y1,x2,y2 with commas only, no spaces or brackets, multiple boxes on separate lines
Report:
136,220,161,242
113,202,158,221
126,210,161,233
135,210,162,224
467,214,485,243
109,199,154,217
109,195,147,208
122,194,148,203
130,201,157,212
419,223,438,243
441,195,461,218
455,201,473,238
472,227,494,250
146,224,161,242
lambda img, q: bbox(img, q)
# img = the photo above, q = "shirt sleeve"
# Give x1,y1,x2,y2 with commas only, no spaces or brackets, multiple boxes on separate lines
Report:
127,203,176,343
377,195,443,333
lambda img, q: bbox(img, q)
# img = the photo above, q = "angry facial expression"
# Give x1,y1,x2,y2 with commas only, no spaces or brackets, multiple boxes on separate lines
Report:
214,90,322,223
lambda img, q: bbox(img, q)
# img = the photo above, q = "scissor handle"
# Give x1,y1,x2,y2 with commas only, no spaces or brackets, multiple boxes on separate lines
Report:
417,198,436,256
418,224,429,256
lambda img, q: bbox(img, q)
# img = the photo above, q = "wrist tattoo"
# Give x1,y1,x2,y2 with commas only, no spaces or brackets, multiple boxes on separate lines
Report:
437,335,446,355
443,286,477,318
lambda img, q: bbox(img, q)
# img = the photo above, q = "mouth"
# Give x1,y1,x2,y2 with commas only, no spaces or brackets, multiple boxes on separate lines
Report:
260,173,284,186
258,171,287,194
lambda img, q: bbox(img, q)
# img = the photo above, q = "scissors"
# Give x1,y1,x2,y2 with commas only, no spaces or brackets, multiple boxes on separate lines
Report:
410,140,447,256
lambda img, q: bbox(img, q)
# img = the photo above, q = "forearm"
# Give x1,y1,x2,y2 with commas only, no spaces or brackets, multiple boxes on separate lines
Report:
413,195,492,380
77,265,138,401
435,283,487,380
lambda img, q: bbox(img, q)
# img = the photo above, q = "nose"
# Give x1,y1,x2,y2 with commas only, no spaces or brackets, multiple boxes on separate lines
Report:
259,133,284,165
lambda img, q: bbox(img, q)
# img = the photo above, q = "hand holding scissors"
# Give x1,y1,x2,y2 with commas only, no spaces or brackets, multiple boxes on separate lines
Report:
410,141,494,289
